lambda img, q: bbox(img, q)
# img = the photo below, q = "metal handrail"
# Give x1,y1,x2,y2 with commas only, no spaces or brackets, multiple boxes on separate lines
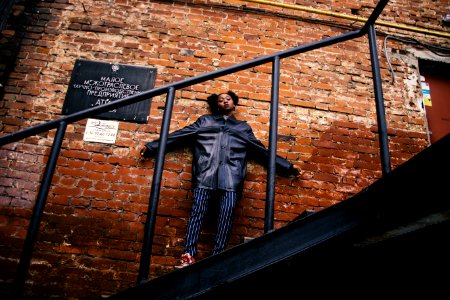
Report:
0,30,362,147
1,0,391,294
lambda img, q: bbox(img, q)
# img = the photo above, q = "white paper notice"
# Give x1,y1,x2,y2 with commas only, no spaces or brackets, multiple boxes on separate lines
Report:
84,119,119,144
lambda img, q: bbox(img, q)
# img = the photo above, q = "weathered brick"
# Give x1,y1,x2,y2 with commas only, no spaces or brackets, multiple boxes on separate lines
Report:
0,0,443,298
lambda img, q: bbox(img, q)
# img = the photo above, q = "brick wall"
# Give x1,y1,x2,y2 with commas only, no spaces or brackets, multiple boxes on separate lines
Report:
1,0,449,298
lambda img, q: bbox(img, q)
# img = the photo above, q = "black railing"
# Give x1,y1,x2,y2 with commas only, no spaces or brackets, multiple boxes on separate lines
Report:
0,0,391,295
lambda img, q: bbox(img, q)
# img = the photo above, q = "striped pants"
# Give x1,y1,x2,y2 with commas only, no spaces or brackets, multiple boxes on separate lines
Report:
184,187,238,257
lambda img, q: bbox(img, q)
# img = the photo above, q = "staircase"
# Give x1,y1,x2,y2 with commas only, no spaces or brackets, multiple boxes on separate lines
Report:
109,133,450,298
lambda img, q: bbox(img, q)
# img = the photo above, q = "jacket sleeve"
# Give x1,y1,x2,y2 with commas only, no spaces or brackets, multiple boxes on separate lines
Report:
142,116,202,157
242,126,299,176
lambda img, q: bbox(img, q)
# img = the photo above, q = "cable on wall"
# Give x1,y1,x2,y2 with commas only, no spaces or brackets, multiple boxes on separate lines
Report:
383,35,450,84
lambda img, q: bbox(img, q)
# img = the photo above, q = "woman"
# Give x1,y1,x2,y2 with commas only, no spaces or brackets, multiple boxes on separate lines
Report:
141,91,300,268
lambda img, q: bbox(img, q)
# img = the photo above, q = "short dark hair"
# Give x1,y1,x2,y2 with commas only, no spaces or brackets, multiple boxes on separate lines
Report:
207,90,239,113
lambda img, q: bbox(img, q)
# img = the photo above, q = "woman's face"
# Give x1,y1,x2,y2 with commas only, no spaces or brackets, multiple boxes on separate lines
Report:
217,93,235,114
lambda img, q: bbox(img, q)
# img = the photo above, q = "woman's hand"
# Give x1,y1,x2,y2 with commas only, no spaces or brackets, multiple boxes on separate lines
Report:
290,166,301,177
140,146,150,159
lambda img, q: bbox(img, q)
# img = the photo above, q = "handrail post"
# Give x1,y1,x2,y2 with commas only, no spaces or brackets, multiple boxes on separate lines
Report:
13,121,67,297
137,87,176,284
368,24,391,176
265,56,281,233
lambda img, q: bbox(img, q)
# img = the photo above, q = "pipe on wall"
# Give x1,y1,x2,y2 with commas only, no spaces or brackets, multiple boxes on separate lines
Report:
237,0,450,39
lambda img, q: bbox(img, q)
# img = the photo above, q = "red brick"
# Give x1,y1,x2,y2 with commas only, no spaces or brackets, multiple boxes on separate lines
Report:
0,0,440,298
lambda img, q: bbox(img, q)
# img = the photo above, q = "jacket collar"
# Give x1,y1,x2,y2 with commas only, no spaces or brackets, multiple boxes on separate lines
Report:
211,114,242,123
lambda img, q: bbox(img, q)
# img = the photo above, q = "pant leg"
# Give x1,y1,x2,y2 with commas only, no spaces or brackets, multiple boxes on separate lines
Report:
184,188,211,257
212,190,237,255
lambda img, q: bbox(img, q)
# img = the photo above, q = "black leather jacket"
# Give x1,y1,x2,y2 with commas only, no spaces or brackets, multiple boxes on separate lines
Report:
144,114,297,192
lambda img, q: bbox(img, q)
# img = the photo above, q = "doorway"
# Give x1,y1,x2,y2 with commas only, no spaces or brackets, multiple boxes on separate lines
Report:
419,60,450,144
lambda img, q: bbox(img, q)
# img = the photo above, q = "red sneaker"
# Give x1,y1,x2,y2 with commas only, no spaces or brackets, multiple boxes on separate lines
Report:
175,253,196,269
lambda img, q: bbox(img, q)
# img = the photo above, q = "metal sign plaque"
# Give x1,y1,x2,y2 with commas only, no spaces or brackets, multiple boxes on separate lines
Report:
62,59,157,123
